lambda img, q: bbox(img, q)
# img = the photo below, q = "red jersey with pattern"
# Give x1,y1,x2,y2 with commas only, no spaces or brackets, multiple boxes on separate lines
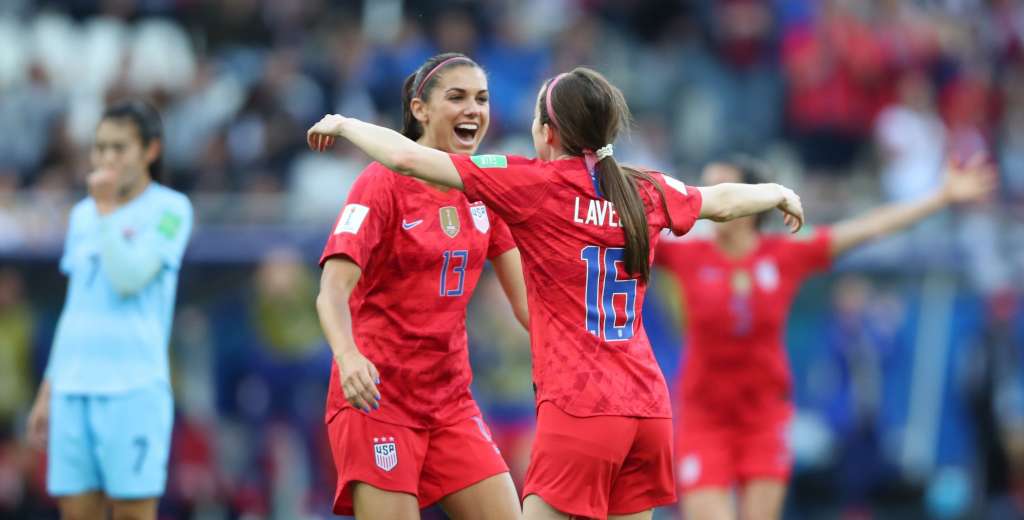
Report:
320,162,516,428
655,228,832,425
449,154,703,418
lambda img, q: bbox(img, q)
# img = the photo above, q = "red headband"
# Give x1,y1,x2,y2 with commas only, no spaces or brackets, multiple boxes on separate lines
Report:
415,56,473,99
545,73,568,129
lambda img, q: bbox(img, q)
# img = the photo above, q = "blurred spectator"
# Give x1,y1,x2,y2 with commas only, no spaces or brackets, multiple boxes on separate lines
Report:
0,62,62,181
806,275,906,513
0,269,34,429
782,0,886,173
875,70,946,202
998,64,1024,200
963,291,1024,518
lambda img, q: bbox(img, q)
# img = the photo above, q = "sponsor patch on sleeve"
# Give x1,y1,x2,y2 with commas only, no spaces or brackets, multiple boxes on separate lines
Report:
470,155,508,169
334,204,370,234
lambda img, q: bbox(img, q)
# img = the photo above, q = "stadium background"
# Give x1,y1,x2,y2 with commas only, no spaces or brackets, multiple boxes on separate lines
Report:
0,0,1022,518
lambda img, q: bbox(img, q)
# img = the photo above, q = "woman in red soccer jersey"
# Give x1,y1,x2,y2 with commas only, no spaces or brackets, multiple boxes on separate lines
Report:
657,156,996,520
315,53,530,519
308,67,807,519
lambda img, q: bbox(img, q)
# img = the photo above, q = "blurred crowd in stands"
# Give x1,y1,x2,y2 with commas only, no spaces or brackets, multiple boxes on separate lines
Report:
0,0,1023,518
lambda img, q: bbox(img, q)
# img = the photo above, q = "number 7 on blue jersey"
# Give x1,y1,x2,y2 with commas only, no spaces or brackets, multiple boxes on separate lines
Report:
581,246,637,341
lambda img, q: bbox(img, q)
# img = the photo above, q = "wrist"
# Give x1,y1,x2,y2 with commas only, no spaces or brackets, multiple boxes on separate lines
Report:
333,342,361,361
337,116,354,138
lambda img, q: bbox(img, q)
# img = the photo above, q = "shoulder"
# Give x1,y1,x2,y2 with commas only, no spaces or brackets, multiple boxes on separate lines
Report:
633,168,691,197
363,161,398,179
145,186,193,230
69,198,94,220
152,184,193,212
762,228,824,256
355,161,400,188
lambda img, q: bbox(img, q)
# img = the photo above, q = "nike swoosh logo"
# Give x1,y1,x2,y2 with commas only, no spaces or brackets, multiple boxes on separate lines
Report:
402,219,423,230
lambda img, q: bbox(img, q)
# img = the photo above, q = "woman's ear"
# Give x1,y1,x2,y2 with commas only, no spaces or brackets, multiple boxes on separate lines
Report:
411,98,429,127
145,140,161,168
544,123,556,145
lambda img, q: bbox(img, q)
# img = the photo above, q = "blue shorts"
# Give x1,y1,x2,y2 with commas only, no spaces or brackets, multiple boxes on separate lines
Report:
47,383,173,499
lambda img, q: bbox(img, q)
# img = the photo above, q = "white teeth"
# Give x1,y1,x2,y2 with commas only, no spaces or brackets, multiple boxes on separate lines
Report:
455,123,478,130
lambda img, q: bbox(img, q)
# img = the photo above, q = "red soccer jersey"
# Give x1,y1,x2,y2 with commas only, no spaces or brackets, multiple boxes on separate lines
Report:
320,162,516,428
655,228,832,425
449,153,703,419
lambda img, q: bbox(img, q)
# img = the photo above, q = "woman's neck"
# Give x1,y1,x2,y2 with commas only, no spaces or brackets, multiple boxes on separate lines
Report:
715,227,759,259
120,174,151,203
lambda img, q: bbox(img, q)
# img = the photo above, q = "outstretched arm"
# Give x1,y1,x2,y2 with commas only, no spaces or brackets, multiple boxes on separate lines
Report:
698,182,805,233
307,114,464,189
829,154,996,258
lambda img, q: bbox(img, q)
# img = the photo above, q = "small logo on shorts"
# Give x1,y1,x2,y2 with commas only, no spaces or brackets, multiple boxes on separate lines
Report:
373,437,397,471
679,454,701,486
470,416,501,454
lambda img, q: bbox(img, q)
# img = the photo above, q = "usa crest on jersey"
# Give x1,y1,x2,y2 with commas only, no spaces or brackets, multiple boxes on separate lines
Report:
373,436,397,471
469,203,489,233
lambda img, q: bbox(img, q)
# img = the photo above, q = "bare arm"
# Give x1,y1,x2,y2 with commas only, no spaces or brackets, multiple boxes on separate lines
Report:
316,257,381,412
27,379,51,451
307,115,464,189
829,155,996,258
698,182,805,233
491,248,529,330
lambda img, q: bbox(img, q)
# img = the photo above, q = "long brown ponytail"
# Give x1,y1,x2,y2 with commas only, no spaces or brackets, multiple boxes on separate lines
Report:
540,68,666,280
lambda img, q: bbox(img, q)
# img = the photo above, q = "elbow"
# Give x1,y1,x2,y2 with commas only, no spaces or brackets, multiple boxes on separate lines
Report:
316,285,352,317
707,209,735,222
390,150,419,176
315,290,334,317
706,203,740,222
516,306,530,330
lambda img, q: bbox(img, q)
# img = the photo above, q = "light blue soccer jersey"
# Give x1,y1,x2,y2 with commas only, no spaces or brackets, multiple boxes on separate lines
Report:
47,183,193,394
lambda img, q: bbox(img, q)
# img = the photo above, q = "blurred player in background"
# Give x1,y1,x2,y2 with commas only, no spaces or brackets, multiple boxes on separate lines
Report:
26,100,193,520
308,66,804,520
657,155,996,520
315,53,528,519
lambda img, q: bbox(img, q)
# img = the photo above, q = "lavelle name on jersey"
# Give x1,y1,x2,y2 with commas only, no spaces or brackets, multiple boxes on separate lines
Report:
573,197,622,228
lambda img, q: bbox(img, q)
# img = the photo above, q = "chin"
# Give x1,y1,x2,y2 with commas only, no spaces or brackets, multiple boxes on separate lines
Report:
453,143,478,155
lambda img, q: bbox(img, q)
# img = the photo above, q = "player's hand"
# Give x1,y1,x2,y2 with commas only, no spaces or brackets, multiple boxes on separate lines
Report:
942,152,998,204
307,114,346,152
336,350,381,413
86,168,120,213
775,184,804,233
27,386,50,451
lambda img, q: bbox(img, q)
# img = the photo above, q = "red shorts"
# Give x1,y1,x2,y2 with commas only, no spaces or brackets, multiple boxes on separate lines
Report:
523,402,676,519
675,412,792,493
326,409,509,515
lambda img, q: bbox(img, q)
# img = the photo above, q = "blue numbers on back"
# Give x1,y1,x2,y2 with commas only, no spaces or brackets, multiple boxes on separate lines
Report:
580,246,637,342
